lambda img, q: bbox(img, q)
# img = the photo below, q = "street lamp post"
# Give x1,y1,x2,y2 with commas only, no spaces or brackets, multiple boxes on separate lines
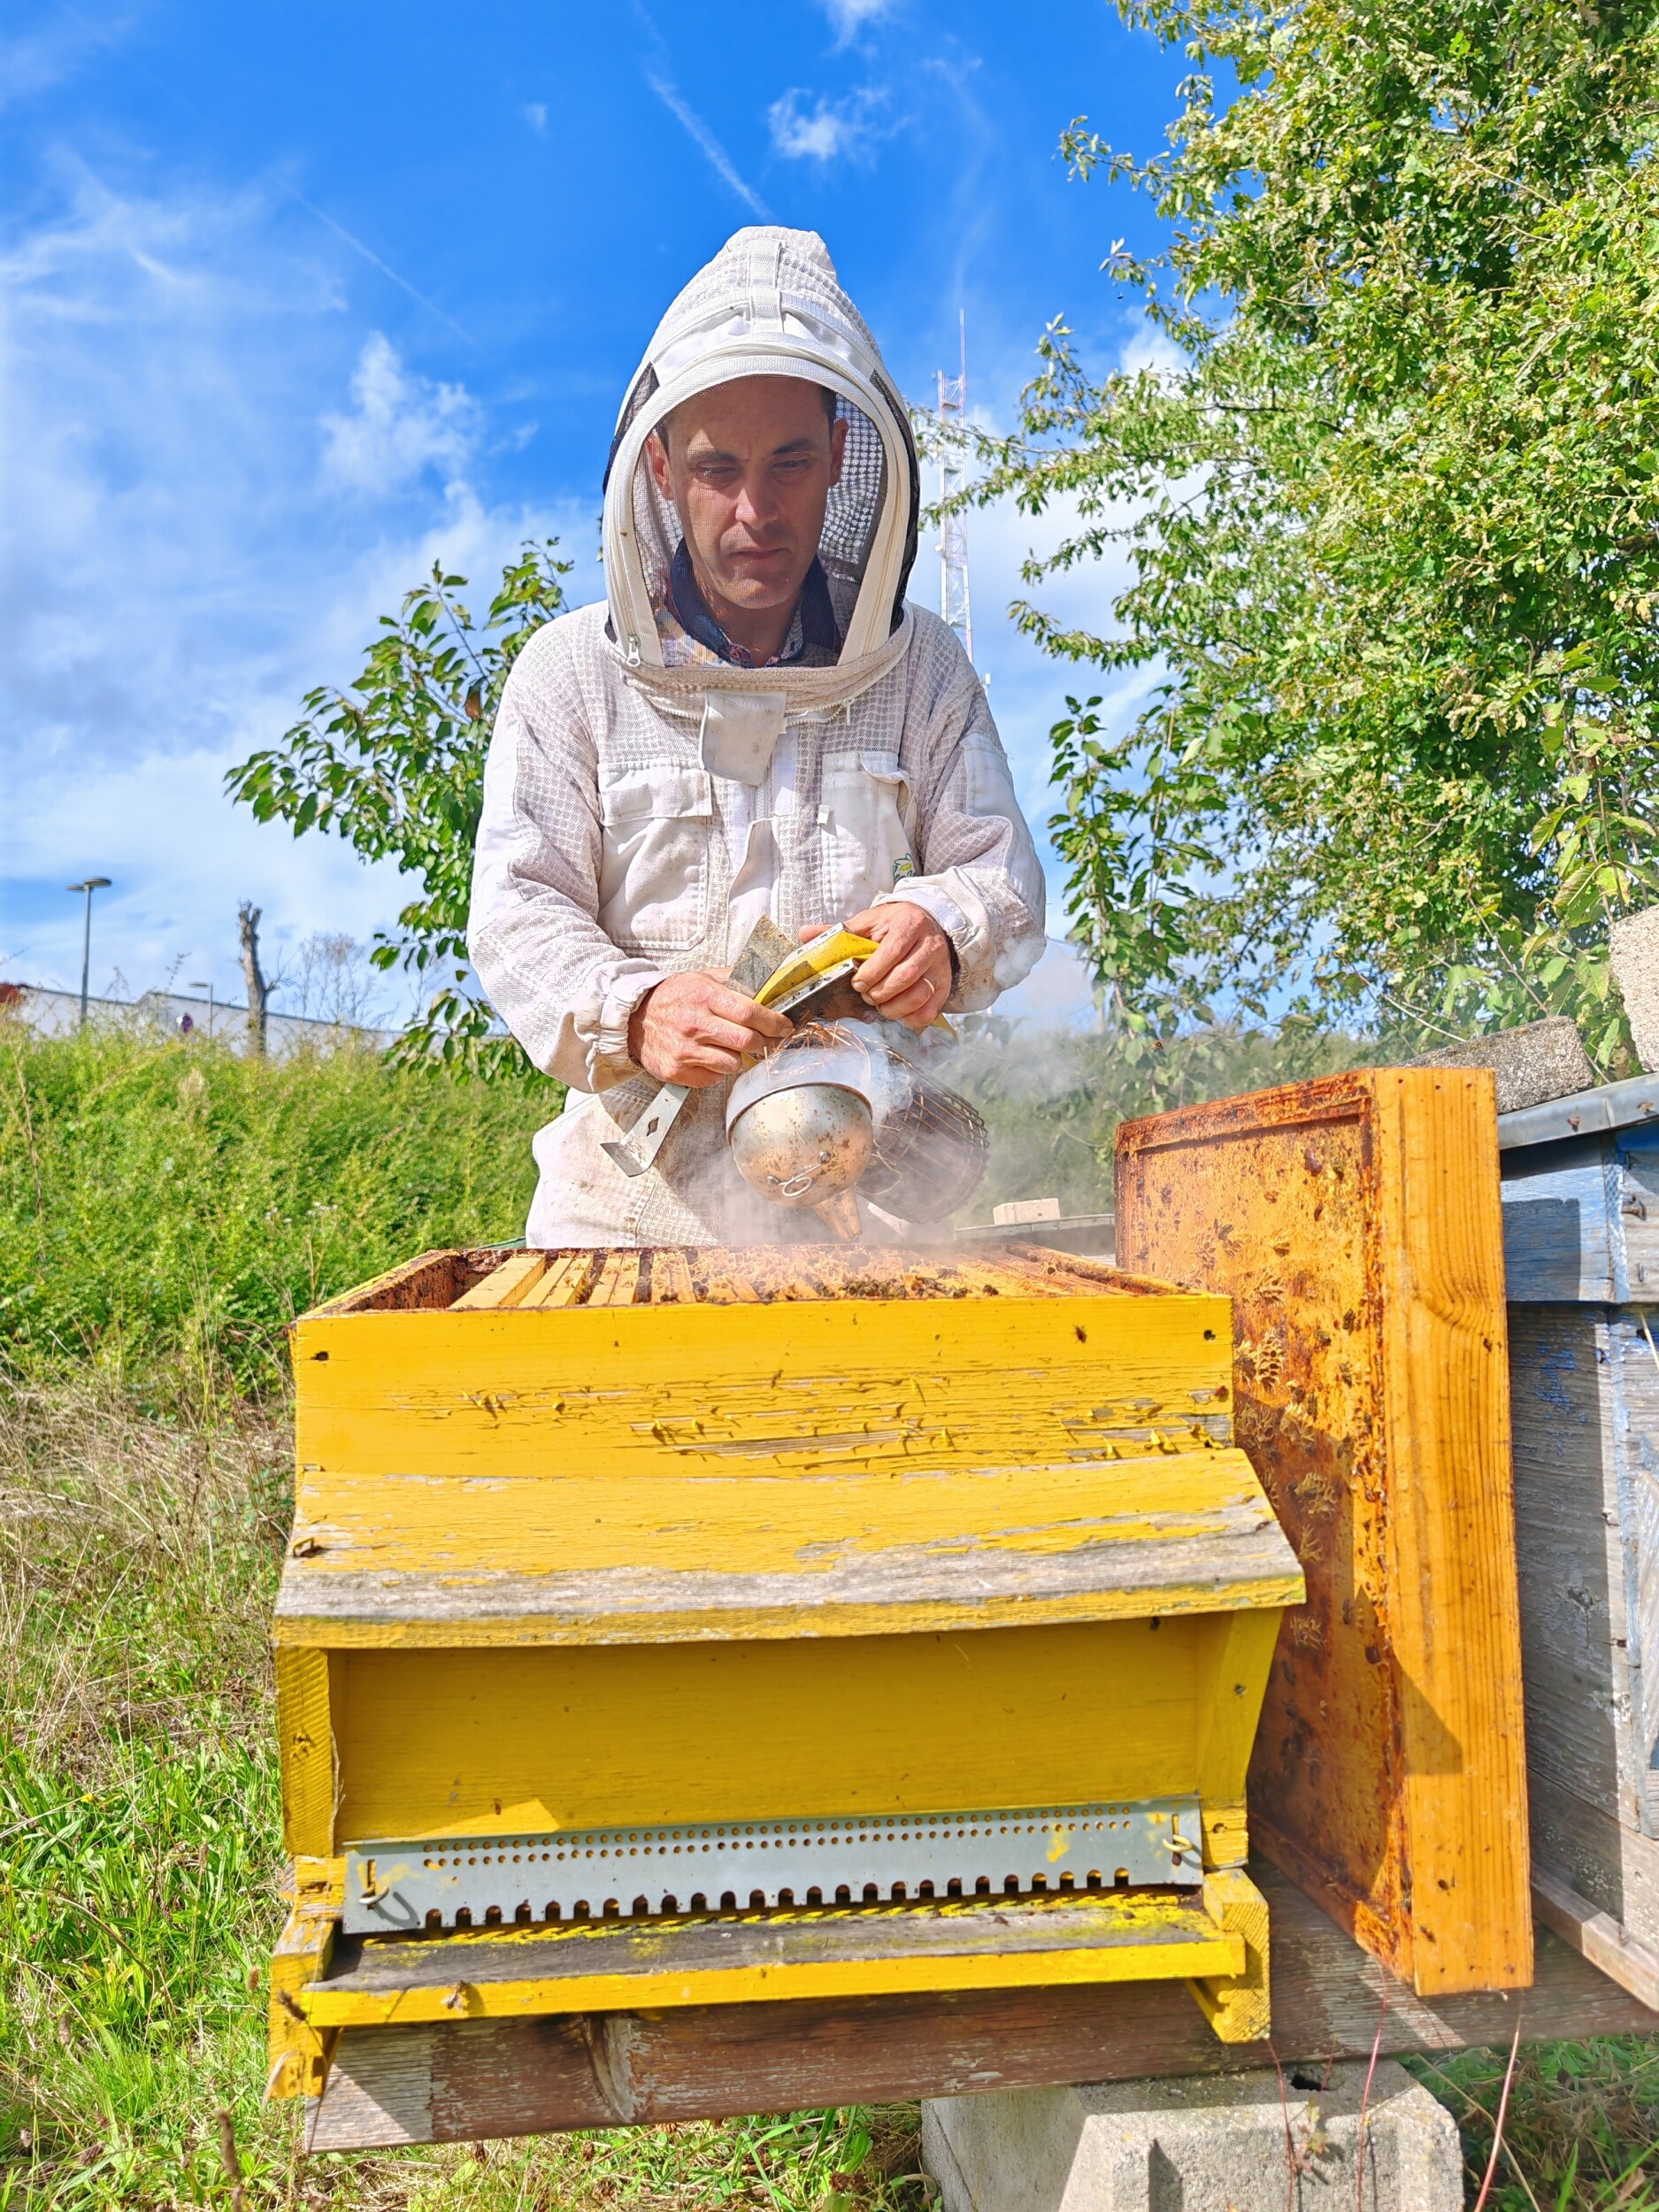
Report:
188,979,215,1038
66,878,111,1030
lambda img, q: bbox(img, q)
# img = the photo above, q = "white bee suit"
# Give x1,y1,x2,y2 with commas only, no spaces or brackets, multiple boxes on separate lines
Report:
466,227,1046,1246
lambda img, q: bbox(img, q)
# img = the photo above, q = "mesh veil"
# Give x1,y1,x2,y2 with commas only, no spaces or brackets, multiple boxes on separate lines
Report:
603,230,919,655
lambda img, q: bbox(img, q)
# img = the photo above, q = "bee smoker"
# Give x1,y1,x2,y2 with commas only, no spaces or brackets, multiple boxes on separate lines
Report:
724,1019,988,1237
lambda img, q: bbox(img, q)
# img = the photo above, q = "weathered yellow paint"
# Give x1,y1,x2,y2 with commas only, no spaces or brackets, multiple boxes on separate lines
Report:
291,1294,1234,1486
267,1901,338,2099
1199,1802,1249,1871
1187,1867,1271,2042
303,1934,1244,2022
287,1448,1267,1591
273,1572,1303,1652
330,1617,1215,1841
273,1648,335,1860
1193,1608,1284,1813
300,1905,1245,2027
272,1248,1296,2059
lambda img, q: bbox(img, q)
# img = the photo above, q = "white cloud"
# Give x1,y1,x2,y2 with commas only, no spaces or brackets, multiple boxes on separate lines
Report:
767,87,888,164
524,102,548,134
320,333,477,496
0,162,602,1005
820,0,895,42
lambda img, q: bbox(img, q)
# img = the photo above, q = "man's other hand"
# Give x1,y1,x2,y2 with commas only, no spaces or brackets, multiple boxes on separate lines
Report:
797,902,954,1030
628,970,792,1086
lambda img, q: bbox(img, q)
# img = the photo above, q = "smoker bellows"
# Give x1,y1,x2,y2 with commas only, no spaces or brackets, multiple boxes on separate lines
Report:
266,1240,1303,2104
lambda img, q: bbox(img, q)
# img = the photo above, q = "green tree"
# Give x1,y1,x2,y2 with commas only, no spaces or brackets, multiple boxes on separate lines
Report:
970,0,1659,1068
227,541,571,1072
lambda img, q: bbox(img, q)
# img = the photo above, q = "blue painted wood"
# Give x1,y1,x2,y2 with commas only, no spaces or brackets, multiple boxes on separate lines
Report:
1501,1135,1624,1302
1501,1121,1659,1302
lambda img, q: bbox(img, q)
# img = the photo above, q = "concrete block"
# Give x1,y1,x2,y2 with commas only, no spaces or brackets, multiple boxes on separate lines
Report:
1611,905,1659,1074
1409,1015,1594,1114
922,2059,1463,2212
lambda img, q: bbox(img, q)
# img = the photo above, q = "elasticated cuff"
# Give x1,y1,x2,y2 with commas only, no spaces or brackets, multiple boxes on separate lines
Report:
593,967,667,1086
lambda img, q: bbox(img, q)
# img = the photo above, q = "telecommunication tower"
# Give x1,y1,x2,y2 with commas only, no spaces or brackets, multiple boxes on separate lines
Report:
936,311,973,667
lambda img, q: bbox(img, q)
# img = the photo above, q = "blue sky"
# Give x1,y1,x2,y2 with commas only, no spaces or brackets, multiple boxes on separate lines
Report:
2,0,1185,1021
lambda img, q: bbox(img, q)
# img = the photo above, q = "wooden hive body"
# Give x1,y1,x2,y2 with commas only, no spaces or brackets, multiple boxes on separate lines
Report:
1116,1069,1532,1999
1499,1086,1659,2008
268,1243,1302,2104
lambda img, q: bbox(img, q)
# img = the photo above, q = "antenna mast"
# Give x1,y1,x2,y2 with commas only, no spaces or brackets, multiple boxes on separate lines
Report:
936,310,973,666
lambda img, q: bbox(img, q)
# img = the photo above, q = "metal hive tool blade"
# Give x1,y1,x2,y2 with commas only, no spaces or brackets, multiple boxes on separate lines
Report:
600,919,800,1179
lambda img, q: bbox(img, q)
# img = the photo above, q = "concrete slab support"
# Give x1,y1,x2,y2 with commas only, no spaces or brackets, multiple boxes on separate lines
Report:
921,2061,1463,2212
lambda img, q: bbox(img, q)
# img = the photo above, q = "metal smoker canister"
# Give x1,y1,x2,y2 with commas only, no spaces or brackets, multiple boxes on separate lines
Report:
725,1020,987,1225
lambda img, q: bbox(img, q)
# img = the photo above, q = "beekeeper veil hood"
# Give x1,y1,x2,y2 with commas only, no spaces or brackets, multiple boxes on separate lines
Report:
603,227,920,703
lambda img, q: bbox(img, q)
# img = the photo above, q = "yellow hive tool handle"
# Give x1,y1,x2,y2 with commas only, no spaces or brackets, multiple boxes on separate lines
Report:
753,926,956,1036
751,928,881,1010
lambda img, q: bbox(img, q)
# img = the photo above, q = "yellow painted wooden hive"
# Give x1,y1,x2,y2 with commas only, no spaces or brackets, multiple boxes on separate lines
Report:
268,1242,1304,2103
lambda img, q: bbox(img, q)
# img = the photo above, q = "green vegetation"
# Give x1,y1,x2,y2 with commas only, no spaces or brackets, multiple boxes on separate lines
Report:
4,1024,1657,2210
226,544,571,1073
968,0,1659,1064
0,1020,550,1402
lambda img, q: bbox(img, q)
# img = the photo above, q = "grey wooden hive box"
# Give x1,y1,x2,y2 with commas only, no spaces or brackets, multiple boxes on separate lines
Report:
1500,1072,1659,2006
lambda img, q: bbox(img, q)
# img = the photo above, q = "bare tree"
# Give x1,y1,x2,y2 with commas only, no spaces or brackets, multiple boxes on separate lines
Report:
238,902,268,1056
289,932,387,1029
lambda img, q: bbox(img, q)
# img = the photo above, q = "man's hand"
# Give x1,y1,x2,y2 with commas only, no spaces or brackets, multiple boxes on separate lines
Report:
628,970,792,1086
798,902,955,1030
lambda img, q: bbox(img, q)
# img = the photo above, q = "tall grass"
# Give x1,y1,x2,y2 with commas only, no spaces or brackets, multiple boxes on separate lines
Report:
0,1020,548,1402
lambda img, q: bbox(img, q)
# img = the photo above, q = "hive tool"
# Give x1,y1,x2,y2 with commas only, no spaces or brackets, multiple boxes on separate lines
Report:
600,918,879,1179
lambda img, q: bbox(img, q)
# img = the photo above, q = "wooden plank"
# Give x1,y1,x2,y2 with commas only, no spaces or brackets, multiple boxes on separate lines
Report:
1532,1863,1659,2012
325,1613,1239,1842
274,1440,1300,1648
1507,1304,1642,1831
302,1890,1246,2027
1500,1135,1624,1302
1528,1763,1659,1946
303,1861,1653,2150
518,1254,596,1310
279,1294,1285,1645
301,1249,471,1319
646,1249,698,1304
274,1648,335,1859
1621,1126,1659,1294
1117,1069,1532,1996
449,1253,547,1311
588,1252,642,1308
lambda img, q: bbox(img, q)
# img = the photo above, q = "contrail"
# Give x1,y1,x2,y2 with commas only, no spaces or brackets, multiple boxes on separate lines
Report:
644,71,771,220
50,0,474,345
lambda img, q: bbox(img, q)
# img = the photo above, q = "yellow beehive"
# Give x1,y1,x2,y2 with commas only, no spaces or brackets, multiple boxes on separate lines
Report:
267,1242,1303,2103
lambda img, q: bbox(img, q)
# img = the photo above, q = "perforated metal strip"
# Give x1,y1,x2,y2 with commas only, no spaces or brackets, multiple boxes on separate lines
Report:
343,1798,1203,1935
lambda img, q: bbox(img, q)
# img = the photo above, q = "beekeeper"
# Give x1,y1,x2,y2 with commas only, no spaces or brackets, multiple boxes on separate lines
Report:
467,227,1046,1245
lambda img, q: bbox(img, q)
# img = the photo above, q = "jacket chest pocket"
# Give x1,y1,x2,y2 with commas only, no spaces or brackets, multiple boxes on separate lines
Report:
597,764,714,952
821,752,916,914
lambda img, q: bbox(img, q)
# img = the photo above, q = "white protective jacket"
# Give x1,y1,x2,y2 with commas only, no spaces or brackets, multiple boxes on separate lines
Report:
467,227,1046,1246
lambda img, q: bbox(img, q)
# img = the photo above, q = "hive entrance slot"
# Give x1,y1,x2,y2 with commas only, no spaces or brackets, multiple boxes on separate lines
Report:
342,1797,1205,1937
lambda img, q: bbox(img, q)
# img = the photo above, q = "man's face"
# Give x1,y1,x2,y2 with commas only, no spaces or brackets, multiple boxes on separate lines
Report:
647,375,847,621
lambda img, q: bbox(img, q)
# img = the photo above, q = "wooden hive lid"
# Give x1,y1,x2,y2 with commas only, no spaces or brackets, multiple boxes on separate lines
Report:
280,1240,1302,1648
